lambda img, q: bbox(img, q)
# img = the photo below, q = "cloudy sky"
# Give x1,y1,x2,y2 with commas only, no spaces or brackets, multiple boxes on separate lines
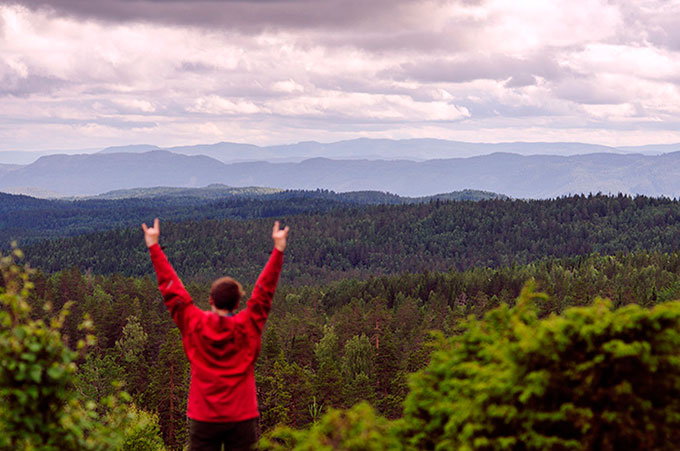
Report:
2,0,680,152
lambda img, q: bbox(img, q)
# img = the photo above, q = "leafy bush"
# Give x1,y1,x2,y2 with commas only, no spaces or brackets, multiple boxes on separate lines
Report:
120,406,166,451
399,281,680,450
0,247,165,450
260,402,400,450
262,281,680,450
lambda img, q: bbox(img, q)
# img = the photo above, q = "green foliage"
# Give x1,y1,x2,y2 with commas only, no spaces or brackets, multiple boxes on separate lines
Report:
265,282,680,449
0,190,349,245
16,186,680,448
259,352,314,430
0,248,165,450
260,402,400,451
342,334,376,407
399,281,680,450
115,315,149,402
1,188,500,246
116,315,148,365
342,334,375,381
21,193,680,285
313,326,344,408
18,246,680,445
145,328,189,450
120,405,166,451
74,352,124,403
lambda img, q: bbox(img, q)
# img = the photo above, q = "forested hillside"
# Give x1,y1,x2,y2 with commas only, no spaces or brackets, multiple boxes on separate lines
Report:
12,250,680,448
6,192,680,449
21,193,680,284
0,188,502,245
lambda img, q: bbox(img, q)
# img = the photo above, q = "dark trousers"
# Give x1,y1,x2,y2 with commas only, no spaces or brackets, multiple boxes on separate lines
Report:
189,417,259,451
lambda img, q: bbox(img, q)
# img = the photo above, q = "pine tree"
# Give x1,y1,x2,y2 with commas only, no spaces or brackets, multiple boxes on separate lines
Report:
313,326,343,408
115,315,149,400
145,328,189,450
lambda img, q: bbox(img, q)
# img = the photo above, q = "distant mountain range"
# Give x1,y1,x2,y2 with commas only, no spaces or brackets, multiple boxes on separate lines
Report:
89,139,680,163
3,138,680,165
2,149,680,198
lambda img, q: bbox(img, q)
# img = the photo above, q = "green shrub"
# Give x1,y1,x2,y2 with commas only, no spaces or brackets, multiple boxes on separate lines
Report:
0,247,166,450
120,405,166,451
260,281,680,450
260,402,400,450
399,281,680,450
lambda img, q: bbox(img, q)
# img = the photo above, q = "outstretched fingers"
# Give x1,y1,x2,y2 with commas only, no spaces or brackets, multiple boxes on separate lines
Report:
142,218,160,234
142,218,160,248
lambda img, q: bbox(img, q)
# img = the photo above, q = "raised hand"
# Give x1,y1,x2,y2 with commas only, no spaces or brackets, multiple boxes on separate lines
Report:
272,221,289,252
142,218,160,248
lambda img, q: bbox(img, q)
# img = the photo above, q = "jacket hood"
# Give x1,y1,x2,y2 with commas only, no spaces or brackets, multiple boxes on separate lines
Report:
189,310,258,374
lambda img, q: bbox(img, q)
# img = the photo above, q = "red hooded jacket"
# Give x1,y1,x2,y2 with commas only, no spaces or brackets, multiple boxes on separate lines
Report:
149,243,283,422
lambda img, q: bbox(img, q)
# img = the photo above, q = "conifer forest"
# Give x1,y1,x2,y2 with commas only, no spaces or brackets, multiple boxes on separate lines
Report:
3,191,680,449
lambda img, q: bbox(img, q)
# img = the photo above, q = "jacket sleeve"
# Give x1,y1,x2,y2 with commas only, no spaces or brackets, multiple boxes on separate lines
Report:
247,247,283,333
149,243,196,334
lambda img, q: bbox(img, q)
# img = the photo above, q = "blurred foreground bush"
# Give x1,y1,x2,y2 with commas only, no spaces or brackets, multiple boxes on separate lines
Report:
0,247,166,450
261,402,400,450
265,281,680,450
400,281,680,449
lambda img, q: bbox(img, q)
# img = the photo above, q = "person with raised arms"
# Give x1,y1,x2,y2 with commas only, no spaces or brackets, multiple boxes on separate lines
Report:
142,218,289,451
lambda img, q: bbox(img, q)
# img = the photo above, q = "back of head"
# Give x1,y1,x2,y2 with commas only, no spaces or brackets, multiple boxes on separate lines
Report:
210,276,245,311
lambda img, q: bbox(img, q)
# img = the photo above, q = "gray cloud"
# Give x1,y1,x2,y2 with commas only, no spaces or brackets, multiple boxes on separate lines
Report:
316,25,475,55
308,72,411,96
0,74,66,96
648,17,680,51
460,96,569,120
0,114,157,129
179,60,220,74
3,0,680,151
91,117,158,129
0,61,69,97
614,1,680,50
12,0,459,33
393,53,566,84
504,74,537,88
551,76,630,105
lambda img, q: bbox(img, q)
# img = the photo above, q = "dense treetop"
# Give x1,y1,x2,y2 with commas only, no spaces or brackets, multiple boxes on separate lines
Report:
19,193,680,285
0,188,502,245
6,191,680,449
12,248,680,449
264,285,680,450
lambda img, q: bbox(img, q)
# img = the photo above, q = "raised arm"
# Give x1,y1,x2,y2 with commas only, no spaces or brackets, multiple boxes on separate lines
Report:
143,218,195,333
247,221,288,331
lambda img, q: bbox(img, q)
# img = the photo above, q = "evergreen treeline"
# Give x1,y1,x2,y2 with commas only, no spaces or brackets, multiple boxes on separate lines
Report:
14,250,680,448
0,189,502,245
8,192,680,449
0,191,354,245
21,193,680,285
263,286,680,450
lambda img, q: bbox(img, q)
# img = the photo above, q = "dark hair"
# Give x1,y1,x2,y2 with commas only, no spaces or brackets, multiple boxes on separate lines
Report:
210,277,245,311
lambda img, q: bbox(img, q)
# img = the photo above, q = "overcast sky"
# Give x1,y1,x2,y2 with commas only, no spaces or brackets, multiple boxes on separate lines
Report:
2,0,680,152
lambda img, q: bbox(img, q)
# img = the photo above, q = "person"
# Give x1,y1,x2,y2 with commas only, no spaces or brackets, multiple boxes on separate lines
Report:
142,218,289,451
